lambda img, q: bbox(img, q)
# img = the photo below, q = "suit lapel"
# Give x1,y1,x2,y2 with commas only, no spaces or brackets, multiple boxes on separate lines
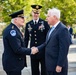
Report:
46,22,61,44
46,28,51,43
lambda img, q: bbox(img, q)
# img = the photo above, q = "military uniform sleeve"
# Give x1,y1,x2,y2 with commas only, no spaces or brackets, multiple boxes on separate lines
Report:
6,30,31,55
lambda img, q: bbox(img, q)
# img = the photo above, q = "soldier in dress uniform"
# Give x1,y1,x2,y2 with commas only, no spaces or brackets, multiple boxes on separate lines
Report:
2,9,38,75
24,5,50,75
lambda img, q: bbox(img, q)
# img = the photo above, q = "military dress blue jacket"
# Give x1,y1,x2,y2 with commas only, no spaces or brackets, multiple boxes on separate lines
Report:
2,23,31,72
24,18,50,59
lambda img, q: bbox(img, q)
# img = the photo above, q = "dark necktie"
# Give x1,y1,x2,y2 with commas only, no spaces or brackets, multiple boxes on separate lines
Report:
35,21,37,24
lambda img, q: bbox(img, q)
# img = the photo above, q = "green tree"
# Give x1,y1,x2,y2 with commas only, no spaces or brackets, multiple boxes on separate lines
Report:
41,0,76,25
0,0,76,25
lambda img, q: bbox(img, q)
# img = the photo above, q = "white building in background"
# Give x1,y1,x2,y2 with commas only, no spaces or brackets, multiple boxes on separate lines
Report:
0,22,6,26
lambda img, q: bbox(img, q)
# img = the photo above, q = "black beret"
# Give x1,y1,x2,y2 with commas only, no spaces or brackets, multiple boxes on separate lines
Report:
9,10,23,18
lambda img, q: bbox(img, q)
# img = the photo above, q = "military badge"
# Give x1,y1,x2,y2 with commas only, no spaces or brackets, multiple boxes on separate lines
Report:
10,30,16,36
38,21,45,32
36,5,39,9
28,24,32,32
12,26,14,29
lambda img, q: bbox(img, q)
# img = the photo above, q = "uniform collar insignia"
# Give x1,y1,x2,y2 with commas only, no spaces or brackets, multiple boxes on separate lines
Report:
12,26,14,29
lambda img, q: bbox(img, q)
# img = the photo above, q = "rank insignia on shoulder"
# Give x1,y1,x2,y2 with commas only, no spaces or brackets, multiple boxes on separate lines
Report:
10,30,16,36
12,26,14,29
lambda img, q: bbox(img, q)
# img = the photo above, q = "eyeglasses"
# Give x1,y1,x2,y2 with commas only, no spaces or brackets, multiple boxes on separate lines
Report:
34,12,39,14
18,16,24,19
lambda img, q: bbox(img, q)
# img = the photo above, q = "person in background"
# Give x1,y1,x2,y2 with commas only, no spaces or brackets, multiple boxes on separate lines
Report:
24,5,50,75
67,25,73,44
2,10,38,75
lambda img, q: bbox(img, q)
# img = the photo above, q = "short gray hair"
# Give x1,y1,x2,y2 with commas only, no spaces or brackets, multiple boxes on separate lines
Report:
11,17,17,24
11,19,14,23
48,8,60,19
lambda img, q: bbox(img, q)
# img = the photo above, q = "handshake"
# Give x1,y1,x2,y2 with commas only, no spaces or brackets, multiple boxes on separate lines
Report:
31,47,39,54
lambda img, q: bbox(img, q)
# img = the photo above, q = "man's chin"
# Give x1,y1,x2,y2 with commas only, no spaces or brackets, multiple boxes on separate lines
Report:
21,23,25,26
48,22,50,25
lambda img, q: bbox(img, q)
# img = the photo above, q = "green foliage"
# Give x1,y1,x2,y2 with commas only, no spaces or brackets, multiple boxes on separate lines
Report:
0,0,76,25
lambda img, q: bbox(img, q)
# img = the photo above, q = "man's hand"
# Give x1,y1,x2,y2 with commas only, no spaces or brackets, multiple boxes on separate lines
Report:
31,47,39,54
56,66,62,73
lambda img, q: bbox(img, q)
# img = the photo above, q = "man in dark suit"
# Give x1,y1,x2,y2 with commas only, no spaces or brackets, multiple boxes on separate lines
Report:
33,8,71,75
67,25,73,44
67,25,73,35
2,10,38,75
24,5,50,75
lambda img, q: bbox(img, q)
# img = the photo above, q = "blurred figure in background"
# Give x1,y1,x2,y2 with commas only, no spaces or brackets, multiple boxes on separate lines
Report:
67,25,73,44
